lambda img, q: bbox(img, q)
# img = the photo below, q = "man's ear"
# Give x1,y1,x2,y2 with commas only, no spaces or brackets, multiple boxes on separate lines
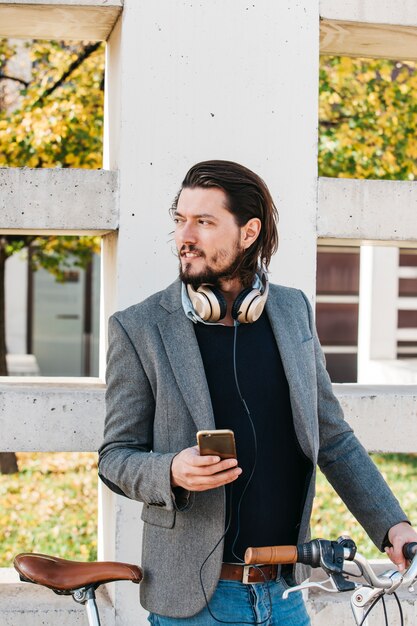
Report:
241,218,261,249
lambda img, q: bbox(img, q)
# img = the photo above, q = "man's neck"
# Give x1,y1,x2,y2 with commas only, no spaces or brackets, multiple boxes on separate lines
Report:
217,277,245,326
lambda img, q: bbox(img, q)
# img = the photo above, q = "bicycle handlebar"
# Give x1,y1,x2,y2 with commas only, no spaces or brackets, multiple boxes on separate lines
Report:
245,537,356,568
245,538,417,626
245,540,417,568
244,545,298,565
402,541,417,561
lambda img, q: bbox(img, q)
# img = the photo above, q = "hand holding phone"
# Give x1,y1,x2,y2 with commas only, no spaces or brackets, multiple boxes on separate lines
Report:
171,431,240,492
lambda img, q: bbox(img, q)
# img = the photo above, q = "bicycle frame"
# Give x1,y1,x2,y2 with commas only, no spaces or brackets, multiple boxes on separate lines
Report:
348,551,417,626
279,539,417,626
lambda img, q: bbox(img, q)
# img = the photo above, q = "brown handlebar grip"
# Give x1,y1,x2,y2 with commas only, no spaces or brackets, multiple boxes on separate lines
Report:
244,545,298,565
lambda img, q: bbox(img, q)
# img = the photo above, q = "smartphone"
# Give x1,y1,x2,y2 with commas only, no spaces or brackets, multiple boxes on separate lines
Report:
197,429,237,460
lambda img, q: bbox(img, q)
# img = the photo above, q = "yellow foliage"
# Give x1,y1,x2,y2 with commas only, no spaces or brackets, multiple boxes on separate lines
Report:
0,452,98,566
0,40,104,169
320,56,417,179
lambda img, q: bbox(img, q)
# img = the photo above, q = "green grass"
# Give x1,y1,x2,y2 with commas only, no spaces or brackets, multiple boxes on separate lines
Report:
0,452,98,567
0,452,415,567
311,453,417,559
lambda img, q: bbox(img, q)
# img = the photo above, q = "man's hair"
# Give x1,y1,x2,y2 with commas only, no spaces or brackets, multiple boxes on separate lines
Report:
171,160,279,285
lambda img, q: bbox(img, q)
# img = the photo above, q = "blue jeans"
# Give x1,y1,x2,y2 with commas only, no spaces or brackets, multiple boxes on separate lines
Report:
148,577,311,625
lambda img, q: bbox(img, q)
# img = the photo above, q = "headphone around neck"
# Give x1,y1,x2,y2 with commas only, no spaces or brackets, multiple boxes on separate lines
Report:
186,269,269,324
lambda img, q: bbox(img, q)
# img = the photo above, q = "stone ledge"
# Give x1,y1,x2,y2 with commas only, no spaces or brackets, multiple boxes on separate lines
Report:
318,178,417,245
1,380,417,452
0,377,105,451
0,168,119,233
334,383,417,452
0,1,122,41
0,582,114,626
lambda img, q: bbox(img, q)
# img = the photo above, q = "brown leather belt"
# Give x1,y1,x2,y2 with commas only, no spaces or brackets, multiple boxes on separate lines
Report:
220,563,279,584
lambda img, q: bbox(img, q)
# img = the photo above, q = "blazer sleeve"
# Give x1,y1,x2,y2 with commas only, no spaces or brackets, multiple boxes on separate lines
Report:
300,291,409,551
98,314,190,512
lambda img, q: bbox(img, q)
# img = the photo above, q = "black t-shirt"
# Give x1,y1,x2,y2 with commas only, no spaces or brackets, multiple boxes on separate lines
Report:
194,312,312,562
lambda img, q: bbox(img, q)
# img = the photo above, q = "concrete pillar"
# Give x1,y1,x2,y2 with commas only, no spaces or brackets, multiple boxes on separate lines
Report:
100,1,319,623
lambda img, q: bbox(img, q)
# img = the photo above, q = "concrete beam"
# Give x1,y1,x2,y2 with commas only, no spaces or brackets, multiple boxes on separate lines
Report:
1,379,416,453
318,177,417,245
0,1,122,41
320,19,417,61
0,168,119,234
0,377,105,452
334,384,417,453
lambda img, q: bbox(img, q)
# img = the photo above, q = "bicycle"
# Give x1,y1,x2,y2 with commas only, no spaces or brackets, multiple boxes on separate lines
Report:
13,537,417,625
13,552,143,626
245,537,417,625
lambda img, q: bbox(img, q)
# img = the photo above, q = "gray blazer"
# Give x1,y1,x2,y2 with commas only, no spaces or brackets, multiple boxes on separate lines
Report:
98,279,407,618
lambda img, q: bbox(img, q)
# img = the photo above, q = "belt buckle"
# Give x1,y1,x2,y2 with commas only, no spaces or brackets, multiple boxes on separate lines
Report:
242,565,252,584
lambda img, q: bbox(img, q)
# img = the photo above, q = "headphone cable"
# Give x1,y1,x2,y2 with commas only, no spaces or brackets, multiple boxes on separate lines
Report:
197,321,272,624
230,320,258,563
230,321,273,622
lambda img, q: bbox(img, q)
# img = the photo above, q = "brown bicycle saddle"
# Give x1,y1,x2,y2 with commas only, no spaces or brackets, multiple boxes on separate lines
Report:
14,553,143,591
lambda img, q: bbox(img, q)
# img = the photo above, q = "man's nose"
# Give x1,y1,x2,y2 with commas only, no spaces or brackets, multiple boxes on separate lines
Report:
180,221,198,244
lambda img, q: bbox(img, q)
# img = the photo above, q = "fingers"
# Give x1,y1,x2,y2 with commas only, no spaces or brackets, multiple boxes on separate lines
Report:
171,445,241,491
386,523,417,573
180,446,239,472
187,466,243,491
385,546,406,572
192,456,239,474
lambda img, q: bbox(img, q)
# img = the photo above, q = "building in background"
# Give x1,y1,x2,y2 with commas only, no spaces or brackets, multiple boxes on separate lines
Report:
316,246,417,383
5,248,100,377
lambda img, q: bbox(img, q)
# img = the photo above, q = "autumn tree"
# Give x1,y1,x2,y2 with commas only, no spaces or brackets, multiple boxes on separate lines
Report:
0,39,104,473
319,56,417,179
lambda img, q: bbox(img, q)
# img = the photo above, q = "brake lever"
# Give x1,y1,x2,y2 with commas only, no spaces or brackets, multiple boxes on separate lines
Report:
282,576,341,599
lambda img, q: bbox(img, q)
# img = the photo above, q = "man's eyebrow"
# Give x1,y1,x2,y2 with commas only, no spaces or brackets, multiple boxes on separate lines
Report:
174,211,218,221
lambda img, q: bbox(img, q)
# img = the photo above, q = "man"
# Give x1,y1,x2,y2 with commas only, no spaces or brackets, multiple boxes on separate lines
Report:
99,160,416,625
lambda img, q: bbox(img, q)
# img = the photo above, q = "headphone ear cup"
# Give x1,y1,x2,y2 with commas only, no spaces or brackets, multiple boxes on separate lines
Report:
187,284,227,322
231,287,255,322
232,288,268,323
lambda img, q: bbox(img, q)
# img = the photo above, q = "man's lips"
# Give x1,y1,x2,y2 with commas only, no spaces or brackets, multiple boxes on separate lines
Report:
180,247,204,259
182,252,200,259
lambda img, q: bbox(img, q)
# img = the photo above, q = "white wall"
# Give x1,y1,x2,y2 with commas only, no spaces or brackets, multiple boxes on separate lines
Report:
108,0,320,308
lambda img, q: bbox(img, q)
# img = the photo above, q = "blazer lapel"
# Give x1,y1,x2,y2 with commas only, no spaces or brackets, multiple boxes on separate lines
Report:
266,288,316,462
157,283,215,433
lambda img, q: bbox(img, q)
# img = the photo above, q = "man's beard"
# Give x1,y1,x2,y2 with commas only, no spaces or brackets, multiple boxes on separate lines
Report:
178,244,245,290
